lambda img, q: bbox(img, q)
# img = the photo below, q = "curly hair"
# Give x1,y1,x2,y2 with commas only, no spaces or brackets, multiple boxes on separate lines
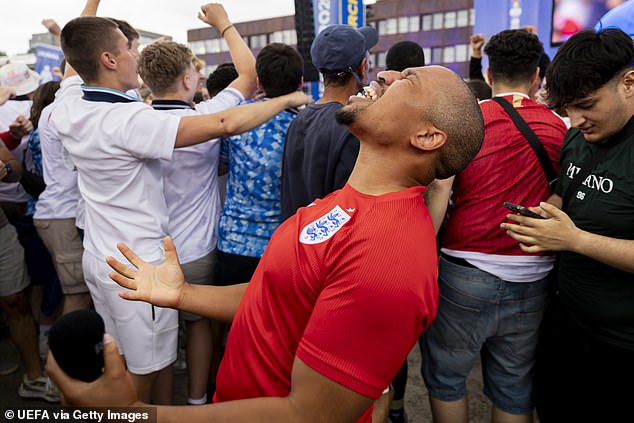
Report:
484,29,543,85
545,28,634,110
138,41,194,96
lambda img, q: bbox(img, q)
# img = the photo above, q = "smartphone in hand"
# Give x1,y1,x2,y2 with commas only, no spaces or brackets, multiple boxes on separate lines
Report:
503,202,545,219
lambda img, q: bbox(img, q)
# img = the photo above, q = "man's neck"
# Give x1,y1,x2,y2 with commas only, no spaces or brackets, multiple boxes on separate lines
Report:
347,144,428,196
152,93,192,103
491,82,531,98
318,82,361,105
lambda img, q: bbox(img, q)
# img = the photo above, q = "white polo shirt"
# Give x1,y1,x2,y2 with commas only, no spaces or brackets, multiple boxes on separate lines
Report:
0,99,32,203
50,76,180,263
34,102,81,220
154,88,243,264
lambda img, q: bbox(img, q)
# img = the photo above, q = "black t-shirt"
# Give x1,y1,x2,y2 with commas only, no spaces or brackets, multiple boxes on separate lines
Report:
555,116,634,350
281,102,360,220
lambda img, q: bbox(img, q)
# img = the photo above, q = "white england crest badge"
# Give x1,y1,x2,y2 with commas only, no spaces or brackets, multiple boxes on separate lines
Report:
300,205,352,244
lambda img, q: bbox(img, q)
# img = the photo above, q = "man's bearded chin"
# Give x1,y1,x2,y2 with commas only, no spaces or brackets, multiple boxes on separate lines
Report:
335,103,369,126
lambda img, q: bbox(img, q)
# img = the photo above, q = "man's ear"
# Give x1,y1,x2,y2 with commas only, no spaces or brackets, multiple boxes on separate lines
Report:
410,128,447,152
183,69,194,91
357,57,368,84
100,51,117,71
485,68,493,85
255,76,264,93
529,67,541,97
622,69,634,98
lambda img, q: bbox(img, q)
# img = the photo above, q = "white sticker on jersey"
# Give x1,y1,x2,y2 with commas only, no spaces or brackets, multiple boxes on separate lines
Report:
300,205,351,244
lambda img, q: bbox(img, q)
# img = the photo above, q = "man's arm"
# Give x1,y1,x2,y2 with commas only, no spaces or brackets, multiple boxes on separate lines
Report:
106,237,246,323
0,142,22,182
197,3,256,99
175,91,312,148
503,201,634,273
80,0,100,16
48,341,373,423
423,177,454,234
469,34,485,81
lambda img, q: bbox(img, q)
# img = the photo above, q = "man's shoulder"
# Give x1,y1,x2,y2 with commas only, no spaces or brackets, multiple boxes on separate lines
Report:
482,95,565,127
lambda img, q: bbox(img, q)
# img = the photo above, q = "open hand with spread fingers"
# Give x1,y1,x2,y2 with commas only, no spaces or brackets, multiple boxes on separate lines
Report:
106,236,187,309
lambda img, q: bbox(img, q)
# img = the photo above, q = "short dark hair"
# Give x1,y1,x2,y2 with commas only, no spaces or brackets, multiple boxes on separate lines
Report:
484,29,543,86
60,17,121,83
545,28,634,110
107,17,139,46
386,40,425,71
256,43,303,98
206,63,238,97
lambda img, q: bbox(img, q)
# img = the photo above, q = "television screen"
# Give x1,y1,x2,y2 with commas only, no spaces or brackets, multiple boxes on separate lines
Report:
551,0,627,46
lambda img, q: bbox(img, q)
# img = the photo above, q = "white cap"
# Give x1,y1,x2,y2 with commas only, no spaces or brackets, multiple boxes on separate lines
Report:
0,63,40,96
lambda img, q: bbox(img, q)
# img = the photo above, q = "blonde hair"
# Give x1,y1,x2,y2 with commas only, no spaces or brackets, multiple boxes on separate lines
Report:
138,41,194,96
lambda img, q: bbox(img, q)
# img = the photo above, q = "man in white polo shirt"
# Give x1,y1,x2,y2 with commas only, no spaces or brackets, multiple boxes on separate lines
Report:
139,4,257,405
51,6,311,402
33,99,89,315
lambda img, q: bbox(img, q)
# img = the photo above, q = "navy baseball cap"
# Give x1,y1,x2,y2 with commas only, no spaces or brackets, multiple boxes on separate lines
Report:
311,24,378,80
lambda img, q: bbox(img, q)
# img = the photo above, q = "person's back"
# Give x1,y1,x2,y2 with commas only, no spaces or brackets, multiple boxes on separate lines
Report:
443,94,565,259
282,102,359,220
421,29,566,423
281,24,377,220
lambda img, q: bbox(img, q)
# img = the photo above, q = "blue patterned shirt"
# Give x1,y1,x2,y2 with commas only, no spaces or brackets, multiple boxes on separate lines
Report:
218,99,297,257
25,129,43,216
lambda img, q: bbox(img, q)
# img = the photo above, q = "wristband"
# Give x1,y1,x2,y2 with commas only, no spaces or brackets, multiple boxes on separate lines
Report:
221,24,234,37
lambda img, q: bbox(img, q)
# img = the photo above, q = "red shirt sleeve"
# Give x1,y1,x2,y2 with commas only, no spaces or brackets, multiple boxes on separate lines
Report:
0,131,20,150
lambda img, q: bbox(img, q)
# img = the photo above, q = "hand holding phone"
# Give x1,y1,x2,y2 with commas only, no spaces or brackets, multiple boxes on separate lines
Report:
503,202,545,219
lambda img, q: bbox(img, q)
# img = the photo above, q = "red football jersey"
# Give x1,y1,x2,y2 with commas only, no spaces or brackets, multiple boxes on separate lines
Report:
443,94,566,255
214,184,439,422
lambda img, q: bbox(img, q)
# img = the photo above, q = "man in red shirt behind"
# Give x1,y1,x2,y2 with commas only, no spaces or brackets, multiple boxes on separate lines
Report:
420,29,567,423
47,66,484,423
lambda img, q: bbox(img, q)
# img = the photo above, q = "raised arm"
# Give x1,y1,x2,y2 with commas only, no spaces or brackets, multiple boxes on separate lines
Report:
469,34,485,81
197,3,256,99
106,237,246,322
175,90,312,148
80,0,100,16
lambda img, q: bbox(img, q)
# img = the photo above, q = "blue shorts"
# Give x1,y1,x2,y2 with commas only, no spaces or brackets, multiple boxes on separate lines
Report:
420,256,549,415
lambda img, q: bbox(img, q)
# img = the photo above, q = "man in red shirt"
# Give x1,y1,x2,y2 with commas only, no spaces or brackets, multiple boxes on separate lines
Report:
47,66,484,423
420,29,566,423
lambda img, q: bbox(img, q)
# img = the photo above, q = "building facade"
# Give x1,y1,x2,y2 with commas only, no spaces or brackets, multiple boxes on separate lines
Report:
188,0,475,79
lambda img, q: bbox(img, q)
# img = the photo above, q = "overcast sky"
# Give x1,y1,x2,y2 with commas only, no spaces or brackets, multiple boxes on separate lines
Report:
3,0,297,56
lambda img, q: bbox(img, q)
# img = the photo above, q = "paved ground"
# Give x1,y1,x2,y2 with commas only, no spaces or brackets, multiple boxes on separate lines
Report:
0,327,496,422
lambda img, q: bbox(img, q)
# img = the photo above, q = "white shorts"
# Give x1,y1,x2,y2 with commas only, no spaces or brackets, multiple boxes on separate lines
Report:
82,251,178,375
